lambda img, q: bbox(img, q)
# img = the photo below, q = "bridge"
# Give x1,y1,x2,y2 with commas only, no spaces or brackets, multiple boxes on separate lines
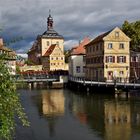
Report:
68,76,140,93
17,77,57,83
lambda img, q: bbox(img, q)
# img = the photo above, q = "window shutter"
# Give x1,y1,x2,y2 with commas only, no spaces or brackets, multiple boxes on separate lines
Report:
106,56,108,63
113,56,115,63
117,56,119,63
124,56,126,63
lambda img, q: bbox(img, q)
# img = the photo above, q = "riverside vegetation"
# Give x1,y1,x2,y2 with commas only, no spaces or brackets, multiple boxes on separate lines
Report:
0,55,29,140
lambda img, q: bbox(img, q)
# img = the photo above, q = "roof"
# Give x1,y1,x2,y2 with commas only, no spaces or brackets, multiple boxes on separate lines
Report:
42,29,64,39
43,44,56,57
86,30,112,46
70,37,90,55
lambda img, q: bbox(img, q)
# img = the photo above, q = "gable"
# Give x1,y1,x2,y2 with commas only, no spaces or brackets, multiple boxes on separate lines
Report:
103,27,131,42
50,45,63,56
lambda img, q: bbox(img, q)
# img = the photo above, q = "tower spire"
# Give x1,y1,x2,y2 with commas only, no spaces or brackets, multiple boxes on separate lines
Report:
47,10,53,30
49,9,51,16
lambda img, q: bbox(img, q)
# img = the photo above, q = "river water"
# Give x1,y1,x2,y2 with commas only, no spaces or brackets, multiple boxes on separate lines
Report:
15,88,140,140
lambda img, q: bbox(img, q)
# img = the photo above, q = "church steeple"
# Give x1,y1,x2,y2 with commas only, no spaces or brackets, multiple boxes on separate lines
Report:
47,10,53,30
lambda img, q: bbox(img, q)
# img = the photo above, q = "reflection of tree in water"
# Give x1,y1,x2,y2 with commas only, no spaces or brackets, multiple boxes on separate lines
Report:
69,93,107,137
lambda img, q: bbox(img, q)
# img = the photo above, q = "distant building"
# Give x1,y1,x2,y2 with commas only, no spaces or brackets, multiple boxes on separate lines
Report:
0,38,16,75
130,51,140,81
85,27,130,82
69,37,90,78
28,13,66,71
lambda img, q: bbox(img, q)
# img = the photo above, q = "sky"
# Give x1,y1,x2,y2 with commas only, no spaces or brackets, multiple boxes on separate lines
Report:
0,0,140,57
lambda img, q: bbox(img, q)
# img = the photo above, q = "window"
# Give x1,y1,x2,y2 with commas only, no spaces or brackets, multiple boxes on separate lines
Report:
108,43,113,49
56,41,59,46
61,57,63,60
96,45,99,51
47,41,49,46
106,56,115,63
132,56,138,62
115,32,119,38
119,71,124,76
108,56,113,63
76,66,80,73
117,56,126,63
83,66,86,73
93,46,95,52
119,43,124,49
100,43,102,50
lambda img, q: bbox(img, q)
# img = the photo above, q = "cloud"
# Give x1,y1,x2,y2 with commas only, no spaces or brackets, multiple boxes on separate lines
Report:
17,53,28,58
0,0,140,53
64,40,79,50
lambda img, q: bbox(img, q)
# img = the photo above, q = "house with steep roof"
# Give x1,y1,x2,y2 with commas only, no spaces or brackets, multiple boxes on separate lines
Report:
69,37,90,78
85,27,130,82
42,44,65,71
28,13,66,71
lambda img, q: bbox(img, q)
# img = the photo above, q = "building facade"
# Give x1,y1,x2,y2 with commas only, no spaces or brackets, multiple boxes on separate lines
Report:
130,51,140,81
42,44,65,71
85,27,130,82
69,37,90,78
28,13,66,71
0,38,16,75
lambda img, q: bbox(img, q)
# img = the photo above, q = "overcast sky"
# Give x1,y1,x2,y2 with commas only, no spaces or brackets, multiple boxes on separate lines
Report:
0,0,140,57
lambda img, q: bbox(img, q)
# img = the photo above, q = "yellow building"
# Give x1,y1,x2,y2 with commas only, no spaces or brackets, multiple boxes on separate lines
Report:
28,13,66,71
42,44,65,71
85,27,130,82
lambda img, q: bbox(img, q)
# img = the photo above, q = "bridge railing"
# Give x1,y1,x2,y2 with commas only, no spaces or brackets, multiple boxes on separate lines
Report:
68,76,140,89
14,74,59,81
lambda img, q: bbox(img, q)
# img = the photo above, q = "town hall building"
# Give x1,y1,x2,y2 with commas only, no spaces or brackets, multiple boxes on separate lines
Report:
28,13,66,71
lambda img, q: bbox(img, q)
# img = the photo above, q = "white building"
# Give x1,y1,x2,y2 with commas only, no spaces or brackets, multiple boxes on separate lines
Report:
69,37,90,78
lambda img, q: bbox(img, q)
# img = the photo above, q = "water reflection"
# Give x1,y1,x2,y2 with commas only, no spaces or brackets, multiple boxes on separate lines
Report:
41,90,65,137
42,90,64,116
104,100,131,140
69,92,140,140
18,89,140,140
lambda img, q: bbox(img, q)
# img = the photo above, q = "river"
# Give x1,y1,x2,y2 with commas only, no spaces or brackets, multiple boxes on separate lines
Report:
15,88,140,140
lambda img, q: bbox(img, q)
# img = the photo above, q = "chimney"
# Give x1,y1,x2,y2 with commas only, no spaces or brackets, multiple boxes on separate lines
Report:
0,38,3,46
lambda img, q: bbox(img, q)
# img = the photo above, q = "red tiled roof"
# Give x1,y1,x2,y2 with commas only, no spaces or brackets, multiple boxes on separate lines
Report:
71,37,90,55
43,44,56,57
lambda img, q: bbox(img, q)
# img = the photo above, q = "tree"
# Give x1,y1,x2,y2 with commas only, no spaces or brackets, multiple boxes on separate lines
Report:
64,50,70,63
0,54,29,140
122,20,140,51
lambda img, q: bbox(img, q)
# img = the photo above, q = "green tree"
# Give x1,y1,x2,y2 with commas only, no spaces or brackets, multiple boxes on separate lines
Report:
0,55,29,140
64,50,70,63
122,20,140,51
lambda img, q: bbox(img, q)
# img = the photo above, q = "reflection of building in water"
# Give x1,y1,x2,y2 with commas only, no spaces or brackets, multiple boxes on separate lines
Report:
42,90,65,116
104,101,131,140
41,90,65,137
71,95,105,133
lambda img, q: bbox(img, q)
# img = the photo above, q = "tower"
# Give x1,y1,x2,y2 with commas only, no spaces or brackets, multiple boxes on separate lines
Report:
47,11,53,30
